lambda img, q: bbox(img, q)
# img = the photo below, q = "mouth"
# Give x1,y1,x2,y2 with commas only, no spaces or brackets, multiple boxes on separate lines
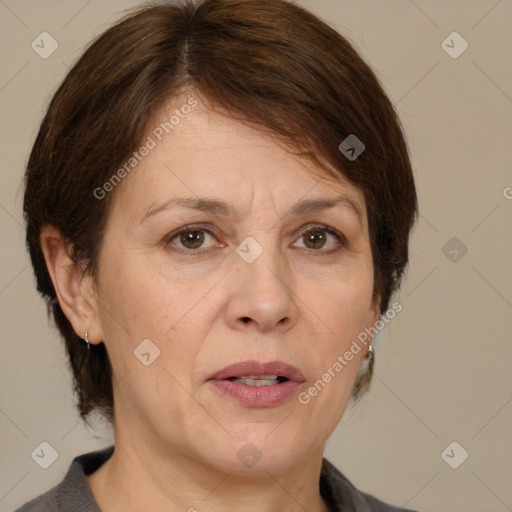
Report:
207,360,305,407
207,360,305,384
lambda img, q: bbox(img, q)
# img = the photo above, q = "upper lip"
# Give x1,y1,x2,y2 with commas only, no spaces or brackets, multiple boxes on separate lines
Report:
208,360,305,383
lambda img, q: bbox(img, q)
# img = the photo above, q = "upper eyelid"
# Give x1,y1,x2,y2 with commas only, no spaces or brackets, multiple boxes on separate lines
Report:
166,223,218,242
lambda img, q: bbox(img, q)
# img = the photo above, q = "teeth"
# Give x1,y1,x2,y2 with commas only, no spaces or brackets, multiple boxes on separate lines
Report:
232,376,280,386
239,375,279,379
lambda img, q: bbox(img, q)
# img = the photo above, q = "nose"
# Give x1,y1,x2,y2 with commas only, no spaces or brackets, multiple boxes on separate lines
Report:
225,242,299,334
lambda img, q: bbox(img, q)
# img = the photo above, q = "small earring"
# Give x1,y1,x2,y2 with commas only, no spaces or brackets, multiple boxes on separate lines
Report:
84,332,90,350
366,344,374,361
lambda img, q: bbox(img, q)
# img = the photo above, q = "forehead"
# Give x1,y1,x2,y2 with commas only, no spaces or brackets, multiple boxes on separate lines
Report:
108,97,366,222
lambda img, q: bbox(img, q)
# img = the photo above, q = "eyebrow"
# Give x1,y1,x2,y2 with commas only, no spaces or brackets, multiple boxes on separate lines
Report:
140,195,363,225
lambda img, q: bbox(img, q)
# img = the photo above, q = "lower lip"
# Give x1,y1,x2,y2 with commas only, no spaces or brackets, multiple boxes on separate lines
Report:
208,379,303,407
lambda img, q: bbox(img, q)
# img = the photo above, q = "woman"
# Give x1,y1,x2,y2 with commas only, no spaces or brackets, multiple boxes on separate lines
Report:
18,0,418,510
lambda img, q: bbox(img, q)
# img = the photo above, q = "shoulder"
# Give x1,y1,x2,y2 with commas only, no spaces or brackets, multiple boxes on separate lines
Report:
320,457,420,512
14,445,114,512
14,486,65,512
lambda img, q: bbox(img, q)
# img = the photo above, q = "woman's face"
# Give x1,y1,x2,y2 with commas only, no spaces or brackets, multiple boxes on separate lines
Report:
91,96,379,473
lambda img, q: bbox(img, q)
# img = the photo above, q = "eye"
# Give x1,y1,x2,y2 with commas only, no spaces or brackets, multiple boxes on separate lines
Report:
165,223,346,255
165,224,219,254
292,224,346,253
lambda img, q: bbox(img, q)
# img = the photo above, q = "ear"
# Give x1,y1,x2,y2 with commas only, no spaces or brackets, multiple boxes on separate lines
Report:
39,225,103,346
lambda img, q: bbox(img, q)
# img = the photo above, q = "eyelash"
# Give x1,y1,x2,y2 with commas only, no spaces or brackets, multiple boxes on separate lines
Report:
164,223,346,256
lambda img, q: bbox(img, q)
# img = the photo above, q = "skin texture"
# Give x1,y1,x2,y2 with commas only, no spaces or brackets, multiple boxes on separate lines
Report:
40,94,380,512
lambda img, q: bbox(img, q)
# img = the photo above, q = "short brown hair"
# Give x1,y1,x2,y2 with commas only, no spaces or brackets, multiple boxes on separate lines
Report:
23,0,417,424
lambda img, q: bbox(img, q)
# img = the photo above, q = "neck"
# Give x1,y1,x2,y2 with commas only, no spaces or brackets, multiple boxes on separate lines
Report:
87,438,331,512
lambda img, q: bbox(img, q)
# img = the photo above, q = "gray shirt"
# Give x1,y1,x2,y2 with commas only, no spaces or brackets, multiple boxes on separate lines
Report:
15,446,418,511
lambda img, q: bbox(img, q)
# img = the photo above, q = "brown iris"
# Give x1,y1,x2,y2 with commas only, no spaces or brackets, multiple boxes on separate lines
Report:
180,230,205,249
303,229,327,249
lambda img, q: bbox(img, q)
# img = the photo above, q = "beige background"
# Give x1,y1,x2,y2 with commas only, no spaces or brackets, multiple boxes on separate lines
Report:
1,1,511,511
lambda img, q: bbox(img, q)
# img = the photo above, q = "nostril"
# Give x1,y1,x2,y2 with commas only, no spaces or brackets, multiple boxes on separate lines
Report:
241,317,251,324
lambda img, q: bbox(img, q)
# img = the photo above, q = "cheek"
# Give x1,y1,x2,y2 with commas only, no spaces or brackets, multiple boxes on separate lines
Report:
94,257,204,412
317,267,374,328
298,286,372,433
95,251,216,378
97,250,188,334
303,270,374,389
